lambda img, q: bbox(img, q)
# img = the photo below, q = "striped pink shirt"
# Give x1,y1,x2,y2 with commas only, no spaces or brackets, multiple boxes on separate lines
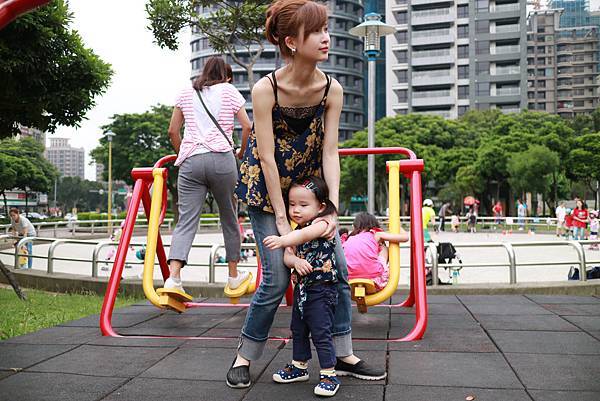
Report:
174,83,246,166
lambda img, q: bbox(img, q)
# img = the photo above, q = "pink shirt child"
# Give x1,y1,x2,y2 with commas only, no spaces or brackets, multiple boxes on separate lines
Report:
343,229,389,290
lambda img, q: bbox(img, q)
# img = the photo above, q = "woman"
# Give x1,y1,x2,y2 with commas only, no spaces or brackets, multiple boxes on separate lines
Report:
165,56,252,293
571,199,589,241
227,0,386,389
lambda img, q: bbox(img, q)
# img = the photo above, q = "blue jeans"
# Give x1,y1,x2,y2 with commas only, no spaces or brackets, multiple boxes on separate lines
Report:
291,284,337,369
26,242,33,269
573,226,585,240
238,206,353,361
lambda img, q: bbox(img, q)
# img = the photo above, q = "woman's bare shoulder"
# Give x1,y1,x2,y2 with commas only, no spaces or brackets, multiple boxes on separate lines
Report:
251,76,275,97
327,76,343,97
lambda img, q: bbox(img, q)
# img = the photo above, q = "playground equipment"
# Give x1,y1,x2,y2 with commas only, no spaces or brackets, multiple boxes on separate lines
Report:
0,0,50,30
100,147,428,341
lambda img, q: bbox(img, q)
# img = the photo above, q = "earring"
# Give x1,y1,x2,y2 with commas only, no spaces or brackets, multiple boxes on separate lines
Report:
291,48,296,56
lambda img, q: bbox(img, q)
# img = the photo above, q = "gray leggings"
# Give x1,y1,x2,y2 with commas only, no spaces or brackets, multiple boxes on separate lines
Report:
168,152,240,264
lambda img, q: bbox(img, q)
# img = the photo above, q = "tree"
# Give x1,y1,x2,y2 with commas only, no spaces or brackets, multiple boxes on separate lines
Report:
146,0,269,90
90,105,180,219
0,154,17,215
53,177,107,213
0,0,112,137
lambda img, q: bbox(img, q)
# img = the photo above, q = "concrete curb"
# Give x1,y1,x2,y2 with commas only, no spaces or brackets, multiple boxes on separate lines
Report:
1,268,599,298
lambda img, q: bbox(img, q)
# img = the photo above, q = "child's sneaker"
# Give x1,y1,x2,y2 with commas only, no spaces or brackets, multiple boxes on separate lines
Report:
163,277,185,292
228,270,250,290
272,363,309,383
314,373,340,396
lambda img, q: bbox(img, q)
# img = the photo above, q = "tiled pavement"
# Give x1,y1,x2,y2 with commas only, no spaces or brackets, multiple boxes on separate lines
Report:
1,294,599,400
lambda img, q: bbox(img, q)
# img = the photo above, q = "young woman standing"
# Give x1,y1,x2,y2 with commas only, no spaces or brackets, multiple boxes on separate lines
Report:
227,0,386,389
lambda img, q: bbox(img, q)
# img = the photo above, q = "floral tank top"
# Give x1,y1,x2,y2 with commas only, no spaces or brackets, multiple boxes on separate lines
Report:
235,71,332,213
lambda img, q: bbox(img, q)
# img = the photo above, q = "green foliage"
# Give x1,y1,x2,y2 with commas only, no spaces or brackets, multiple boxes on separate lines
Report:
507,145,560,198
52,177,107,213
146,0,269,89
0,0,113,137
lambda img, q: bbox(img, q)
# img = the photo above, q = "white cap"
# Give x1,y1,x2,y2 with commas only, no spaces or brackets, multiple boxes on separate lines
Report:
423,199,433,207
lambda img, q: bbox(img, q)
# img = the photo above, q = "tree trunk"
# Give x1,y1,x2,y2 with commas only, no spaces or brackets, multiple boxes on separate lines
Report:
0,260,27,300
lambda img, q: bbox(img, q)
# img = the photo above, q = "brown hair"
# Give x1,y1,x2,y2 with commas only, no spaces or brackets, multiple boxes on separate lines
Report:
9,207,20,215
349,212,381,237
226,63,233,82
265,0,328,59
193,56,229,90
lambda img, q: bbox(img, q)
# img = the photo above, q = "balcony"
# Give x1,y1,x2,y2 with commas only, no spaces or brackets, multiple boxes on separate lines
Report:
495,87,521,96
493,24,520,34
492,45,520,55
411,48,454,66
411,28,454,46
493,65,521,75
413,109,453,118
412,70,455,86
499,107,521,114
411,8,454,26
412,90,455,106
411,0,449,5
489,3,520,12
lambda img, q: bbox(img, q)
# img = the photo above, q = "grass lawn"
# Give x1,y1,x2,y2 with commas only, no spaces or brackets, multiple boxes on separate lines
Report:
0,287,143,340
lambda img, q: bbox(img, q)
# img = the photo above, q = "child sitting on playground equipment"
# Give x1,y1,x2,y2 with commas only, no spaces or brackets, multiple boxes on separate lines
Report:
343,212,409,291
262,176,342,397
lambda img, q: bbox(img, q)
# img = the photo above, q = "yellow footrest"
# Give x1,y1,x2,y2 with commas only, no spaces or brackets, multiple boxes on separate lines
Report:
224,272,253,304
349,278,378,314
156,288,193,313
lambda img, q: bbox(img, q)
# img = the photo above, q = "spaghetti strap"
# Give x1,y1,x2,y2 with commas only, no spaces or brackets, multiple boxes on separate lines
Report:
269,71,279,103
322,74,332,101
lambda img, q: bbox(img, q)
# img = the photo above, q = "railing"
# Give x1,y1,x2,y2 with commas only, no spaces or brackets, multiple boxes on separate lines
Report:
412,28,451,38
412,48,451,58
495,24,520,33
492,45,520,54
412,8,451,18
494,66,521,75
1,218,175,236
495,86,521,96
412,70,452,79
490,3,520,12
413,90,452,98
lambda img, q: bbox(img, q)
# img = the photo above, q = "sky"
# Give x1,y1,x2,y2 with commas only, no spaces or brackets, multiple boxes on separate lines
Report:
52,0,191,180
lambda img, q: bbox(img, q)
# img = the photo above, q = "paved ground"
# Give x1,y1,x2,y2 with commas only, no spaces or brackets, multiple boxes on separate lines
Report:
1,294,599,400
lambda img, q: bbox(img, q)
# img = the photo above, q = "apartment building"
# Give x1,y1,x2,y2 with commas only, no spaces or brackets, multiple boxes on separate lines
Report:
527,9,599,116
386,0,528,118
44,138,85,179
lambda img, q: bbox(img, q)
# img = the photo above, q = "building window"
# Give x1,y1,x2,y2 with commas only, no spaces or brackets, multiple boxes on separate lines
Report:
476,20,489,34
458,65,469,79
396,69,408,83
458,25,469,39
396,89,408,103
476,40,489,55
395,11,407,24
458,106,469,116
395,50,407,63
458,45,469,58
476,0,489,12
458,5,468,18
536,102,546,110
545,68,553,77
537,46,546,54
398,109,408,115
458,85,469,99
476,82,490,96
395,30,407,44
476,61,489,74
537,91,546,99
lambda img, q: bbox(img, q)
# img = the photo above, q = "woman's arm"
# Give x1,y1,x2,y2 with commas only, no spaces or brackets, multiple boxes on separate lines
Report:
375,230,409,244
168,107,184,153
252,78,290,235
236,107,252,159
263,221,328,249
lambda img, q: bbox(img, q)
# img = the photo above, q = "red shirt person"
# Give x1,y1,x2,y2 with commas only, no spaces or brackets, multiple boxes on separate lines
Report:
571,200,588,240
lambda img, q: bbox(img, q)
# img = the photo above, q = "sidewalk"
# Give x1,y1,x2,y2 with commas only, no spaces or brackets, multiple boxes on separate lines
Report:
1,294,599,400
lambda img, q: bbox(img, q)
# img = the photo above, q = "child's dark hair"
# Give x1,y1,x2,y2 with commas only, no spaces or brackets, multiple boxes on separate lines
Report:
349,212,380,236
338,227,349,236
289,176,337,218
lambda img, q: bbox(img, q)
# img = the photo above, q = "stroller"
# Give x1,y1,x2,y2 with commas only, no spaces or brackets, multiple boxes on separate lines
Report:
426,242,463,285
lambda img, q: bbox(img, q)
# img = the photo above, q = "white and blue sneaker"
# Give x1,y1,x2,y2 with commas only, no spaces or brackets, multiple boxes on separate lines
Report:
314,373,340,397
272,363,309,383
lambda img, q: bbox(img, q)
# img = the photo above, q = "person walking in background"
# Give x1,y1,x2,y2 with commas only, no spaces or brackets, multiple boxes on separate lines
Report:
492,201,503,229
466,206,477,233
571,199,589,241
437,202,451,232
517,199,527,231
9,208,36,269
555,201,567,238
422,199,436,242
588,210,599,250
165,56,252,294
229,0,385,389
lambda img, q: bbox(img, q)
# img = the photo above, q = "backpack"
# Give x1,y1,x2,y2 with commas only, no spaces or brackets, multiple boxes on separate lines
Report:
568,265,600,280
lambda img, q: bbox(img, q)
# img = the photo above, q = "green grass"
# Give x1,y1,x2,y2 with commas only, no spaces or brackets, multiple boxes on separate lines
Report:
0,287,143,340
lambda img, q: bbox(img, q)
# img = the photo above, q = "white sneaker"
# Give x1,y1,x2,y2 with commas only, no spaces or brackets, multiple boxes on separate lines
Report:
164,277,185,292
228,270,250,290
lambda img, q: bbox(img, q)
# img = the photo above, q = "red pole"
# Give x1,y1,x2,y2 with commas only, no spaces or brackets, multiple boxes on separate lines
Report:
0,0,50,30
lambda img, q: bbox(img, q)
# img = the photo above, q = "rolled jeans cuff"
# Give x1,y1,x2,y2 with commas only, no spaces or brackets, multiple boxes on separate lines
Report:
333,332,353,358
238,334,266,361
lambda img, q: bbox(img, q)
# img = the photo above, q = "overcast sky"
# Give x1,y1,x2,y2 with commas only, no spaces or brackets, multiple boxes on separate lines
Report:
52,0,191,180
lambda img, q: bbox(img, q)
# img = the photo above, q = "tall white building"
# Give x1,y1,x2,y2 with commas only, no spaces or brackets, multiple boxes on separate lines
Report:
45,138,85,179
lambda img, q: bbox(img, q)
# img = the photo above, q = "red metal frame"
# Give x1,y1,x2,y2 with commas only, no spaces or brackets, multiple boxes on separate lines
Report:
100,147,427,341
0,0,50,30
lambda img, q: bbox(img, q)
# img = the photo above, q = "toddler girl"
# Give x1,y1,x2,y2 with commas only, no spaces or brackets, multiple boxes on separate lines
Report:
342,212,409,291
589,211,599,250
262,176,341,397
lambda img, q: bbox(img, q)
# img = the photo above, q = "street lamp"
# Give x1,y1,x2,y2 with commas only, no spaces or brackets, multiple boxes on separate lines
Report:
105,131,116,233
350,13,395,215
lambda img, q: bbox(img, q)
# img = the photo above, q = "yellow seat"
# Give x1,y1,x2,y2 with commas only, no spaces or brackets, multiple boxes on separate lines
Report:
349,278,378,313
156,287,193,313
223,272,253,304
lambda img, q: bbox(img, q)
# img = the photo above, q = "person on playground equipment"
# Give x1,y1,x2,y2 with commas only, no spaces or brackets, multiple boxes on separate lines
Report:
262,176,341,396
422,199,436,243
164,55,252,294
343,212,408,291
9,208,36,269
230,0,385,390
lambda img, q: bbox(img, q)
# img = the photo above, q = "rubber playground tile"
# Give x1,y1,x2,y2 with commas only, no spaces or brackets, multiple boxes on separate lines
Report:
0,343,77,370
199,327,292,339
112,305,166,315
0,372,127,401
458,295,537,305
526,295,600,304
562,315,600,331
242,382,384,401
4,326,101,345
506,353,600,391
258,350,387,386
29,345,175,378
388,351,523,389
529,390,600,401
465,303,553,315
101,377,248,401
280,338,388,352
59,313,158,328
215,311,292,329
388,328,497,353
385,385,531,401
0,371,15,380
541,303,600,316
352,311,390,327
126,314,230,330
86,336,188,348
389,311,479,329
421,295,461,304
488,330,600,355
590,331,600,340
391,303,470,315
475,314,580,331
352,305,390,315
118,326,210,337
140,346,278,381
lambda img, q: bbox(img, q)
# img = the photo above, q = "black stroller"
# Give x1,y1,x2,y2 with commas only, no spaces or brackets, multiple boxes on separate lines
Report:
426,242,463,285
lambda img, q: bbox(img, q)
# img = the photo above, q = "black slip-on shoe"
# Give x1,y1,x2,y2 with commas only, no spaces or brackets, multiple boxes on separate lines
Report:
334,358,387,381
226,364,251,388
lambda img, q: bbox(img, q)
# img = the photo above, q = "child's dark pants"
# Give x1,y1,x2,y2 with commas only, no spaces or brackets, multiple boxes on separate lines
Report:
291,283,338,369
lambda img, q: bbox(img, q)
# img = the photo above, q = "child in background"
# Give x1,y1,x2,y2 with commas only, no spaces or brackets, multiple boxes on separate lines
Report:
565,209,573,239
450,213,460,233
589,211,599,250
466,207,477,233
338,227,349,243
343,212,409,291
262,176,341,397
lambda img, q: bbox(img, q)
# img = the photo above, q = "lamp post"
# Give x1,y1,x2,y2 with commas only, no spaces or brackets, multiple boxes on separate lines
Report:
105,131,116,233
350,13,395,215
